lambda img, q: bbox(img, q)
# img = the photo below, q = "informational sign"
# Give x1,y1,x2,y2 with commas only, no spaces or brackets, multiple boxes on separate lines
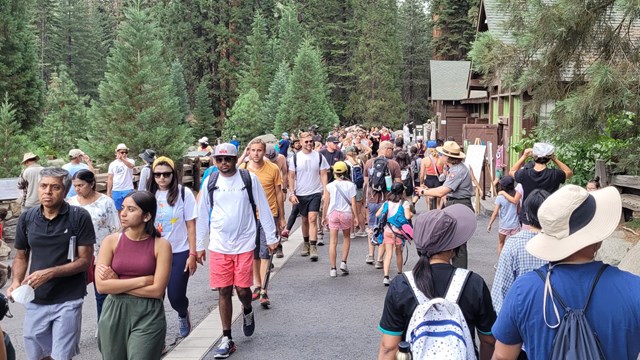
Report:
464,144,486,181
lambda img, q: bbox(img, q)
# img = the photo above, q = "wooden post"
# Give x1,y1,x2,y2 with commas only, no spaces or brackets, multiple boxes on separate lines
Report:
595,159,608,187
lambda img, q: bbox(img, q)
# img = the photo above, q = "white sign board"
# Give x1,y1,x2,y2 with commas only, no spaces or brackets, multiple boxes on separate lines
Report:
465,145,486,180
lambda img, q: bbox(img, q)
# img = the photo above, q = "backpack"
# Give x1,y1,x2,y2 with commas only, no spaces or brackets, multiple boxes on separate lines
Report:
348,160,365,189
411,158,421,183
404,269,475,360
207,169,256,222
369,157,389,192
401,168,414,196
534,264,608,360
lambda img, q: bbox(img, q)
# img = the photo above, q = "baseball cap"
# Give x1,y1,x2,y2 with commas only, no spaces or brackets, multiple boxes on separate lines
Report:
333,161,348,174
115,143,129,152
327,136,339,144
68,149,84,159
265,144,277,160
213,143,238,157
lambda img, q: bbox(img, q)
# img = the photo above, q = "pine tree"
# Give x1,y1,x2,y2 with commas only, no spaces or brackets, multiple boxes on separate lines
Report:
273,3,304,68
267,62,292,134
38,66,89,158
223,88,263,144
171,59,190,121
276,40,338,135
299,0,355,122
430,0,478,60
238,10,273,99
347,0,404,129
0,94,26,177
192,79,216,140
34,0,59,83
0,0,44,128
82,2,190,165
399,0,432,123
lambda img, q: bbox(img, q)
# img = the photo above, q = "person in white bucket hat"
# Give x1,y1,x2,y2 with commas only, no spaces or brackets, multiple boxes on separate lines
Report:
492,185,640,360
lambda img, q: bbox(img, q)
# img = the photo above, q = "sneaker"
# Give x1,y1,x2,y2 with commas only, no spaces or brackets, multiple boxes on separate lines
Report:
259,292,271,308
355,231,368,237
330,268,337,277
275,247,284,258
178,311,192,337
375,260,383,269
317,238,324,246
300,242,310,257
251,287,261,301
350,232,356,239
340,261,349,275
242,309,255,337
383,277,390,286
365,255,374,264
213,336,236,358
310,244,319,261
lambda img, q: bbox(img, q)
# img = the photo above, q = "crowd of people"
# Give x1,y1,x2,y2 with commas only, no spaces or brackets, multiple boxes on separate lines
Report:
7,124,640,360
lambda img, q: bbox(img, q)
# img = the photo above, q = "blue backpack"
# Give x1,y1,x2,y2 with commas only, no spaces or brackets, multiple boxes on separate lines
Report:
349,160,365,189
372,201,409,245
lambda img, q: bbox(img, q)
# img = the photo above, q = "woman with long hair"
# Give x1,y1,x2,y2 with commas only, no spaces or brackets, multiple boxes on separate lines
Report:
377,205,496,360
419,148,445,210
68,169,121,322
147,156,198,337
96,191,172,359
376,183,413,286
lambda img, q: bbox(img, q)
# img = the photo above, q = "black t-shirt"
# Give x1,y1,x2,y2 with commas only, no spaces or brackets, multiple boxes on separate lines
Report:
378,263,496,349
320,149,346,183
15,203,96,305
515,167,566,223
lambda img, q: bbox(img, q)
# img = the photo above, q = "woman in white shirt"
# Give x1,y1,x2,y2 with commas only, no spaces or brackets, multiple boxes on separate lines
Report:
321,161,357,278
68,169,121,321
147,156,198,337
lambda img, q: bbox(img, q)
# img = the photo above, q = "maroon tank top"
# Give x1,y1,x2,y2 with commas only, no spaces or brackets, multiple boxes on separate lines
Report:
111,232,157,279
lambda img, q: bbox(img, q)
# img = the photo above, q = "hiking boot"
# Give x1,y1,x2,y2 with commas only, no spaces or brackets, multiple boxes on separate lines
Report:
375,260,383,269
330,268,337,277
213,336,236,358
310,244,319,261
383,276,390,286
365,255,374,264
259,292,271,308
178,310,192,337
340,261,349,275
242,309,255,337
300,242,310,257
275,247,284,258
251,287,261,301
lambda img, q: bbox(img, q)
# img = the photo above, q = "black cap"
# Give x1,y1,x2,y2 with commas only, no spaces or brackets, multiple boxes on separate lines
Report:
327,135,339,144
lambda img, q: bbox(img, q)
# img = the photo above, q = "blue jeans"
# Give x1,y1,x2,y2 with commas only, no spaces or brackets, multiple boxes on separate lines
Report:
168,250,190,317
95,282,107,319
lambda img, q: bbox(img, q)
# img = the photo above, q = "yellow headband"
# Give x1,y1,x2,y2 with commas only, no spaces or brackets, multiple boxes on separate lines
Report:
152,156,174,171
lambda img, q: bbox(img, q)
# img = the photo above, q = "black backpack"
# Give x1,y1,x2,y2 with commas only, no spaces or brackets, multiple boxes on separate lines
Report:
369,157,389,192
207,169,257,223
535,264,608,360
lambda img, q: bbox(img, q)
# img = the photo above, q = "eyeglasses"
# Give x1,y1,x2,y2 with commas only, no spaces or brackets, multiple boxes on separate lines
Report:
118,151,128,154
303,140,313,144
154,172,172,178
215,156,236,163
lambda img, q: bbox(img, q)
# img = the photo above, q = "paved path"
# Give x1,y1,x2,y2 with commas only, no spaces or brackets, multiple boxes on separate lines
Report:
2,200,499,359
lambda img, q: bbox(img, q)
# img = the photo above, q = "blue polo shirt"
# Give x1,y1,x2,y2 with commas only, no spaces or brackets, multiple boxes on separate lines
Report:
493,261,640,360
15,203,96,305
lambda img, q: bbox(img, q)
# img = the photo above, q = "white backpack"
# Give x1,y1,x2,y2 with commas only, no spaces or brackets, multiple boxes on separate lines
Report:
404,269,476,360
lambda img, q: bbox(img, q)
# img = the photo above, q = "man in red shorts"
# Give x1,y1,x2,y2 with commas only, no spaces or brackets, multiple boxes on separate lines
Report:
196,143,278,358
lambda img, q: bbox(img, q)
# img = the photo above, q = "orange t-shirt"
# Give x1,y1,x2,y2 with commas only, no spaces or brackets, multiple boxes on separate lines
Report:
240,161,282,218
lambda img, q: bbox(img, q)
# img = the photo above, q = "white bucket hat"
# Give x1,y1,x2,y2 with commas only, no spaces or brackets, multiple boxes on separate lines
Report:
526,185,621,262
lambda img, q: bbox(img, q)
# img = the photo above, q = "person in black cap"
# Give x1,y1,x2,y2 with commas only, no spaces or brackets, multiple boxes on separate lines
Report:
320,135,346,184
138,149,156,191
377,204,496,360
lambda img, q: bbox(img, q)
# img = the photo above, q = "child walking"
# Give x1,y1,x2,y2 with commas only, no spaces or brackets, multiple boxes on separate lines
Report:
487,175,520,255
322,161,358,277
376,183,412,286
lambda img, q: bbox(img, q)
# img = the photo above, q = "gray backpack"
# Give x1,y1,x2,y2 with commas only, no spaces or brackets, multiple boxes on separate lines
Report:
535,264,608,360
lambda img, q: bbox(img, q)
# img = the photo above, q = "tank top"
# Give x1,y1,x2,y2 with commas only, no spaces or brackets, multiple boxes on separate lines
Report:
425,155,444,176
111,232,157,279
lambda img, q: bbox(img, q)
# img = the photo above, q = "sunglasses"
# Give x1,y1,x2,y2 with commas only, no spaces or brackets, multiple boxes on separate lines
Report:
118,151,128,154
215,156,236,163
154,172,172,178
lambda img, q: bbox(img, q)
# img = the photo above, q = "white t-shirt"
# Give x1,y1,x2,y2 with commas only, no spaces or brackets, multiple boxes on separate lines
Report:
68,194,121,256
288,151,330,196
108,158,135,191
195,171,277,254
326,180,357,214
154,187,197,253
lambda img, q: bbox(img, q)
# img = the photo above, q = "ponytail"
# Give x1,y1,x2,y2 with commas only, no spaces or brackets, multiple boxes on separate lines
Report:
412,251,436,298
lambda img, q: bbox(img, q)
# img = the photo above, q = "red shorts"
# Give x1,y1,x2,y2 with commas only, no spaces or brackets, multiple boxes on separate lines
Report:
209,250,254,289
328,210,352,230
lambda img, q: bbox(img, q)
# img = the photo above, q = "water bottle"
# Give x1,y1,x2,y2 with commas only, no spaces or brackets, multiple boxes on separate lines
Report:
385,174,392,191
396,341,412,360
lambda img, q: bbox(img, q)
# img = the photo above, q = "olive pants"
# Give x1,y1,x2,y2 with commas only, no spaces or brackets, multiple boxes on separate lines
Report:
98,294,166,360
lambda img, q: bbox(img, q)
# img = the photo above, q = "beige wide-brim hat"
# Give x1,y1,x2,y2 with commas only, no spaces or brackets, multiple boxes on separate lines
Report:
436,141,465,159
526,185,621,262
22,152,39,164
